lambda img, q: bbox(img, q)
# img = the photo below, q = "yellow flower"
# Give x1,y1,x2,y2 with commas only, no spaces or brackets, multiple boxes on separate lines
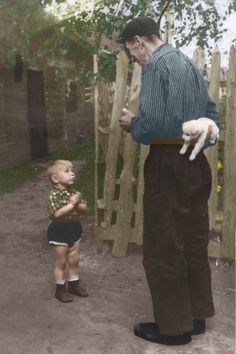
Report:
217,185,222,193
217,160,223,170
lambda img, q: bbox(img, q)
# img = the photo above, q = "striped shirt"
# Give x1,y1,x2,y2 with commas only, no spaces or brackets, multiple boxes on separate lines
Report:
130,44,220,145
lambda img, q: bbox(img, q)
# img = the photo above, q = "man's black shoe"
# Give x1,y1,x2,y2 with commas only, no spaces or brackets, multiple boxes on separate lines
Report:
190,319,206,335
134,322,192,345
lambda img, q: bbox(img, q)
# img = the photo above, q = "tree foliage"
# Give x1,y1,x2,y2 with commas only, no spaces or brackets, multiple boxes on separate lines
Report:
0,0,235,83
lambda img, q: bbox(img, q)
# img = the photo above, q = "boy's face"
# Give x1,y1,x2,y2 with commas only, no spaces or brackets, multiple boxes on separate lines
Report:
52,164,75,188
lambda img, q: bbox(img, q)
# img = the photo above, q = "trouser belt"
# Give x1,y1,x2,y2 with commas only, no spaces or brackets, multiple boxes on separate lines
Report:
150,138,184,145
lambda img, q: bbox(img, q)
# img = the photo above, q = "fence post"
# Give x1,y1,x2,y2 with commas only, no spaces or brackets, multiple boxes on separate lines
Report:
205,45,221,231
100,51,129,231
112,63,141,256
192,47,205,73
221,46,236,259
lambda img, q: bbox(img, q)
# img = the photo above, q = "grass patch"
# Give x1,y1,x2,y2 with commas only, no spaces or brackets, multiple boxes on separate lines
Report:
0,163,42,196
0,140,95,215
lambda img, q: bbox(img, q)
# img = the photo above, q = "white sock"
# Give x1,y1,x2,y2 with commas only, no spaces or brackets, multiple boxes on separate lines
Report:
56,279,65,285
68,275,79,282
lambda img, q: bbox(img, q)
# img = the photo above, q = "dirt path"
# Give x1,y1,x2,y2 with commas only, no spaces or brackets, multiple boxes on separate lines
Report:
0,161,235,354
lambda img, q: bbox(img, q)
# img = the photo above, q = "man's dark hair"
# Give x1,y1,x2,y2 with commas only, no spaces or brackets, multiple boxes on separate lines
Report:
120,16,160,43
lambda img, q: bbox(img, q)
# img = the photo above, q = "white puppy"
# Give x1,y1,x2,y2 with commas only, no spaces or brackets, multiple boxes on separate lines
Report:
179,117,219,161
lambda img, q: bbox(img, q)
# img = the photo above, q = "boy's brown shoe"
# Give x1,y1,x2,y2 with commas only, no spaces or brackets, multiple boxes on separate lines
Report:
67,280,88,297
55,284,73,303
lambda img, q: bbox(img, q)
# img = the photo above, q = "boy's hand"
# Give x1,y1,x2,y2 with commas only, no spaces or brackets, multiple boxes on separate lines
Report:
70,193,80,206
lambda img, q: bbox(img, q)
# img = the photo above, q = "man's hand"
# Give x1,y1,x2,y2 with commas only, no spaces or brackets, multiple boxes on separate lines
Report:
119,108,135,132
191,124,213,144
207,124,213,138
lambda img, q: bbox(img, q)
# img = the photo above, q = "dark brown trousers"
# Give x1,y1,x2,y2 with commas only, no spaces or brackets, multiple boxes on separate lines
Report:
143,144,214,335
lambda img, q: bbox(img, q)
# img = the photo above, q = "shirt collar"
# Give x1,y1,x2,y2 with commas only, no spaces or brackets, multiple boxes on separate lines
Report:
152,43,168,56
143,43,169,69
53,185,71,194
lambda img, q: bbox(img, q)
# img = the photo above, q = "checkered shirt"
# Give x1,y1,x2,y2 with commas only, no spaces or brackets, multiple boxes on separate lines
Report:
48,185,87,221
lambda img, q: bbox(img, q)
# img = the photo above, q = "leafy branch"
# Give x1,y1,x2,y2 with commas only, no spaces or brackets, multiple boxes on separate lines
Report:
1,0,235,83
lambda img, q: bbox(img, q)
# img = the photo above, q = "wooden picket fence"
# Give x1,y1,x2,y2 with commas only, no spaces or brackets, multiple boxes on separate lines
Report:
94,46,236,259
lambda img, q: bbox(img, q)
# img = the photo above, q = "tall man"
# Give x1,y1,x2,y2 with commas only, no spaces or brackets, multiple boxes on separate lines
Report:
119,17,220,346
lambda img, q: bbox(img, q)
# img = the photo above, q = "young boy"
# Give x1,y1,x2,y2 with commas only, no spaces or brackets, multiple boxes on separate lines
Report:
47,160,88,303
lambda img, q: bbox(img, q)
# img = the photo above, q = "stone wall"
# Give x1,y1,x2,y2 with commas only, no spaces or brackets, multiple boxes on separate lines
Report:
0,64,94,171
0,67,31,170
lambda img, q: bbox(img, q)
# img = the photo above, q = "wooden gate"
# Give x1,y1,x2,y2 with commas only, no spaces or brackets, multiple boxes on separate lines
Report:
94,47,236,259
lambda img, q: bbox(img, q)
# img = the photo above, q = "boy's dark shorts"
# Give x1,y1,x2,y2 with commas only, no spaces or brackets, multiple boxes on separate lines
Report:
47,221,82,248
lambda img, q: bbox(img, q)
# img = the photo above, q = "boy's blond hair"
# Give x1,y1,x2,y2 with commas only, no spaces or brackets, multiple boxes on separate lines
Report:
47,160,73,184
